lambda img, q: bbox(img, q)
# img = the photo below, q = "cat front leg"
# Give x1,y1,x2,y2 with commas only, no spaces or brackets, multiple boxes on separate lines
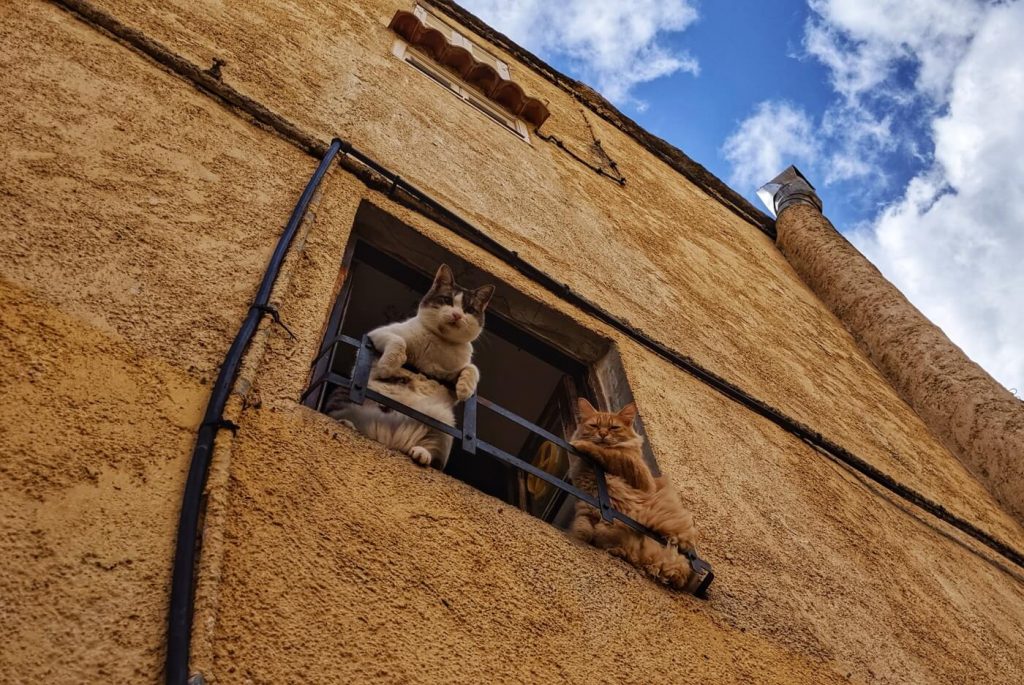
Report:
454,363,480,401
569,501,598,542
369,329,407,377
570,439,654,491
570,439,612,473
408,430,453,469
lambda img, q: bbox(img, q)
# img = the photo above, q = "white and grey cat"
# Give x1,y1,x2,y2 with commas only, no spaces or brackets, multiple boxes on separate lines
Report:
327,264,494,469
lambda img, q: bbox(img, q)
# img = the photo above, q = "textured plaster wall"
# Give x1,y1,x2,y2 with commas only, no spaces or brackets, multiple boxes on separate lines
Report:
73,0,1021,539
776,203,1024,523
2,1,1024,684
0,2,317,680
209,186,1024,684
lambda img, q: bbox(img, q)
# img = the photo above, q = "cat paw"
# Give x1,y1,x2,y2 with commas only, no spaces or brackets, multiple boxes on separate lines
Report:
409,446,433,467
376,348,406,376
339,419,356,430
666,535,696,554
569,439,593,452
455,375,477,401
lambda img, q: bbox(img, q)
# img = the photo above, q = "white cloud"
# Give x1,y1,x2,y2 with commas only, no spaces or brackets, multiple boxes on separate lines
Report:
459,0,699,106
819,105,894,184
802,19,894,101
804,0,983,102
721,101,819,192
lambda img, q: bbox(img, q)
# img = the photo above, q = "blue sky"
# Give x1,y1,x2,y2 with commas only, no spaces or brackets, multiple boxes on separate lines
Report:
629,1,834,196
461,0,1024,394
626,0,895,230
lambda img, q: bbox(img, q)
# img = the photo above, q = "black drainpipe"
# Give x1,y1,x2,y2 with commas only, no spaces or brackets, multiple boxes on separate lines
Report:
166,138,342,685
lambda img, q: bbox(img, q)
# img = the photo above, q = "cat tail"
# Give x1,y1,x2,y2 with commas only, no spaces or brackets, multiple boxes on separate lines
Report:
592,521,693,591
645,477,698,552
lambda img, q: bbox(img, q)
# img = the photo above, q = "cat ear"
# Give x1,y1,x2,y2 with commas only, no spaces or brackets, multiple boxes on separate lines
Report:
434,264,454,288
617,402,638,425
473,284,495,309
577,398,597,420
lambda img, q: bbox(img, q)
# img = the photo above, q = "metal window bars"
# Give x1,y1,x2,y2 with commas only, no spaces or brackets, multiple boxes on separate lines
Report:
304,333,715,598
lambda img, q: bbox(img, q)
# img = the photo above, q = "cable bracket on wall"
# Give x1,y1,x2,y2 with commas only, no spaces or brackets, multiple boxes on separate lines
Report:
253,303,296,340
536,108,627,186
199,418,240,434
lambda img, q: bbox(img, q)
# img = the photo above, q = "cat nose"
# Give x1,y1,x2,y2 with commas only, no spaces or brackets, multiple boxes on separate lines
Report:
450,312,463,322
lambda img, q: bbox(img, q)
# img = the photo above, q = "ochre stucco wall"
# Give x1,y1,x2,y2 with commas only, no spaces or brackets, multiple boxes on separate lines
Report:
67,0,1021,534
2,1,1024,684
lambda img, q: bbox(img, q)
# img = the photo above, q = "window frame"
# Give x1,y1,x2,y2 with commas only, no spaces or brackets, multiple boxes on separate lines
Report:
302,201,713,596
391,38,531,143
412,3,512,80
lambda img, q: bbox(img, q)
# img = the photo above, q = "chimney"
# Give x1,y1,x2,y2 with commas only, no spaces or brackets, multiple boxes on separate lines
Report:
759,166,1024,524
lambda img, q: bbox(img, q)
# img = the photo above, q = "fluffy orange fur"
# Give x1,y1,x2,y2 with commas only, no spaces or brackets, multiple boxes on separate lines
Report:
568,398,698,590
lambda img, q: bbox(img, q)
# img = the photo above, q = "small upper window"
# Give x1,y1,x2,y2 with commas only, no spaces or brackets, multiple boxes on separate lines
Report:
388,5,551,139
392,39,530,142
412,5,511,80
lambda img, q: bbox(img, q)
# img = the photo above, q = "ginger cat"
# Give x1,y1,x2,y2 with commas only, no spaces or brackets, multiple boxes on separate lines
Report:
568,398,698,590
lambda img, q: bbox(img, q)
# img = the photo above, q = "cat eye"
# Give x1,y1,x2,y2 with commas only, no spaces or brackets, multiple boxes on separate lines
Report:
438,295,453,306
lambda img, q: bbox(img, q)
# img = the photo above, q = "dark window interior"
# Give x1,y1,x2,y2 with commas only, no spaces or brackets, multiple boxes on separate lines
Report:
311,241,592,527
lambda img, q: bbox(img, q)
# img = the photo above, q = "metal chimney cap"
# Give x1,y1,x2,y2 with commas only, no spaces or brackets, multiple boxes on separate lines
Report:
756,165,822,217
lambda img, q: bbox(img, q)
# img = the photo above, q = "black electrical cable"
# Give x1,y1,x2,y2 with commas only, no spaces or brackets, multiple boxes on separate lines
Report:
166,139,342,685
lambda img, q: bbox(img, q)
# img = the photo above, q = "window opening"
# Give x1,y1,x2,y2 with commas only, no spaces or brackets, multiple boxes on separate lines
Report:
304,203,713,594
412,4,512,79
309,240,584,519
395,41,530,142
